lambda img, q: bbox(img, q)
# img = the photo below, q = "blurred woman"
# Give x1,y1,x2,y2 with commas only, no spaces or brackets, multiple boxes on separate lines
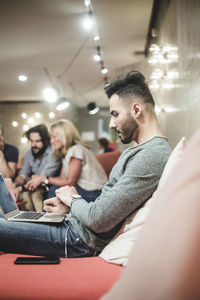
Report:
33,119,108,202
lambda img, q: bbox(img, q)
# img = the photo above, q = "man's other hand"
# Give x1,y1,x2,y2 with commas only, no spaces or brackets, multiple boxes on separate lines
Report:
43,197,70,215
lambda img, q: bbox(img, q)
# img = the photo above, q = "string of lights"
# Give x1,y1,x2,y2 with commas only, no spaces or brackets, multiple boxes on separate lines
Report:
41,0,107,115
9,1,111,138
84,0,108,84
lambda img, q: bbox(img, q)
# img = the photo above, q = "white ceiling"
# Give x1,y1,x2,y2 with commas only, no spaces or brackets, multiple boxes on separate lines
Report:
0,0,153,108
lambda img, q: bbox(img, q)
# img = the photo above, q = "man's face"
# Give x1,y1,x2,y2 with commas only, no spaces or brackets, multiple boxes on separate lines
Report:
109,94,138,144
29,132,45,158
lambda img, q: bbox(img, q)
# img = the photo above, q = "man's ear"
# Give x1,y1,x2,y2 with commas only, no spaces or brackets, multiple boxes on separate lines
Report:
131,102,142,118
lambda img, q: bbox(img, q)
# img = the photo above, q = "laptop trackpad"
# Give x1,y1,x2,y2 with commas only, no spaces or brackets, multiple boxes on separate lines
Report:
40,213,65,222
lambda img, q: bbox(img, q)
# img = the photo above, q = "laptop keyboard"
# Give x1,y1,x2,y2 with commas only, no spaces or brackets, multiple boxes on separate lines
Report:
13,211,45,220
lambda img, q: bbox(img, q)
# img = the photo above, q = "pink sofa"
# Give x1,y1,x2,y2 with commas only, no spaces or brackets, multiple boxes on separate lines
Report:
0,253,122,300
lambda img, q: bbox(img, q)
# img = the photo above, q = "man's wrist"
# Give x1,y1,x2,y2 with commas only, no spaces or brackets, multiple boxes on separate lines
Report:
15,180,25,187
69,194,82,207
15,175,26,187
43,176,49,185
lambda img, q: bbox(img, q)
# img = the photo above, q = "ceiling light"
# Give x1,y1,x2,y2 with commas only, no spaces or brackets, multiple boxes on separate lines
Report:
148,57,159,65
101,68,108,74
154,105,162,115
87,102,99,115
93,54,101,61
23,125,29,131
18,75,27,82
83,15,94,30
56,98,70,111
35,112,41,118
166,71,179,79
151,28,158,38
21,137,28,144
149,81,160,90
162,82,175,89
163,45,178,52
163,106,178,113
12,121,18,127
167,52,179,61
21,112,27,119
28,117,35,125
149,44,160,53
49,112,55,119
93,35,100,41
84,0,90,7
150,69,163,80
43,87,59,103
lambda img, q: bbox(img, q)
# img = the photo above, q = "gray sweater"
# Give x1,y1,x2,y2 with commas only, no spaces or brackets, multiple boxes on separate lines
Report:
68,137,171,252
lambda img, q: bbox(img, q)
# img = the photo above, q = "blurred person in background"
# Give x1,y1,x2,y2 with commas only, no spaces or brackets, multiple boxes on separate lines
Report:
32,119,108,202
98,137,114,153
14,124,62,212
0,124,19,179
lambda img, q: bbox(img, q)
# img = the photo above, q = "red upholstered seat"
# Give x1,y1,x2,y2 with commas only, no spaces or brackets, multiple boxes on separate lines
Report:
0,253,122,300
95,151,121,177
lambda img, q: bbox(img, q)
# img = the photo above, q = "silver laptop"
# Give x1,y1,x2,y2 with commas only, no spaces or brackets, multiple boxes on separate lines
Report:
0,174,64,223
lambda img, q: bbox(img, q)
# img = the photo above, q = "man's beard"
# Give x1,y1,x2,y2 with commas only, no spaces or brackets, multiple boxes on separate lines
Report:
31,146,46,158
118,114,138,144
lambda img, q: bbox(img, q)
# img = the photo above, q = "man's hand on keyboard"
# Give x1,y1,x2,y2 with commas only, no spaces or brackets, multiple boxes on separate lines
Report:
43,197,70,215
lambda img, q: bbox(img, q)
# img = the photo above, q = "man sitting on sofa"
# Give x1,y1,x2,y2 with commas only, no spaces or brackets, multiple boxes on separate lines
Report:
0,70,171,258
14,124,62,212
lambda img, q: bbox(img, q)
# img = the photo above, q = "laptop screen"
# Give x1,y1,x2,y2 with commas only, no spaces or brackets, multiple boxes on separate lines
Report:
0,175,18,214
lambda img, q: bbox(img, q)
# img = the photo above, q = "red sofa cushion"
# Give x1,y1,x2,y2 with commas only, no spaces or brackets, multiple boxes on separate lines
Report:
0,254,122,300
95,151,121,177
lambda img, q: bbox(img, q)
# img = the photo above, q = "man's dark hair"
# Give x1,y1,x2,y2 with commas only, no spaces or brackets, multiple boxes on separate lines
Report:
105,70,155,109
25,124,50,148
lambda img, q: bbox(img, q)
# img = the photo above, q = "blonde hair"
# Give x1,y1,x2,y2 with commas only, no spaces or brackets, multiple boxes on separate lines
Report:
50,119,90,158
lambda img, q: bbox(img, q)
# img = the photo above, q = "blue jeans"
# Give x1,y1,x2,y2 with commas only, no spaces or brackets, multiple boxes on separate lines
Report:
47,184,102,203
46,185,60,198
0,215,95,258
75,185,102,202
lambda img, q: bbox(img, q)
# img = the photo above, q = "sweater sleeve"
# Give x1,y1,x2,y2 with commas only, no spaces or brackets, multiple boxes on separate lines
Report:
71,146,168,233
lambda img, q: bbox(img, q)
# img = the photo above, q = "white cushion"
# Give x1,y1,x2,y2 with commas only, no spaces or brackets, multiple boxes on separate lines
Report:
158,137,186,188
99,137,186,266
